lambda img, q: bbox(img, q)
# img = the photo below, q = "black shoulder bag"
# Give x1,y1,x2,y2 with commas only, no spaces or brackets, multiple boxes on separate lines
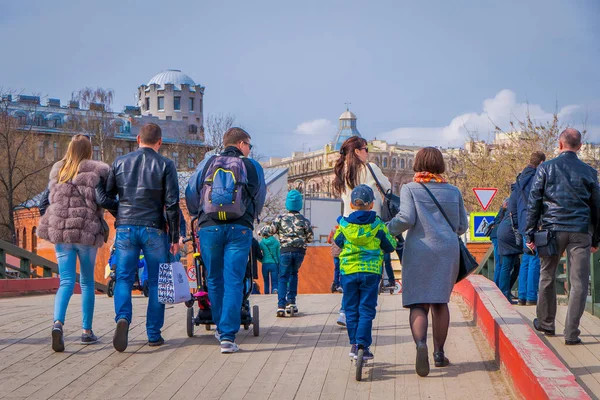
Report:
419,183,478,283
365,163,400,222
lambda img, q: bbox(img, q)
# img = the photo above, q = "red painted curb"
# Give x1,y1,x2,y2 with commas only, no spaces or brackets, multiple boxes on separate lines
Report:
0,278,82,296
453,275,589,400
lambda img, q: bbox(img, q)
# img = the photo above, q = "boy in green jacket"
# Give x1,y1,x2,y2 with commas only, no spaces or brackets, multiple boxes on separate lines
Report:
259,226,280,295
334,185,396,361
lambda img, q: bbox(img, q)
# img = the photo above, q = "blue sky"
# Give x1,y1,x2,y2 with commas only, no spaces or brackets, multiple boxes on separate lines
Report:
1,0,599,157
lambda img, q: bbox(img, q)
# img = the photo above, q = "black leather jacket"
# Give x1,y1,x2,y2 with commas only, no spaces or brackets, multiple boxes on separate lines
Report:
526,151,600,246
106,147,181,243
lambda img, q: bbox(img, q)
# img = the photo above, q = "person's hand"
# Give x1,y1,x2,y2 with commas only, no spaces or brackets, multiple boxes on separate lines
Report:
526,241,536,253
178,237,184,247
592,246,598,254
170,243,180,255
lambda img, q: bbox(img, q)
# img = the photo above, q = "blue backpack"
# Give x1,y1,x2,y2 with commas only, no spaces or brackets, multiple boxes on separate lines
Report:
200,155,250,221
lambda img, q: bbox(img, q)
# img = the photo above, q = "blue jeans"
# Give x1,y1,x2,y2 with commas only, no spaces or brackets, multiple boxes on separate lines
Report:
518,252,541,301
114,226,168,342
54,244,98,330
383,252,396,286
341,272,380,348
278,251,305,307
499,254,519,300
492,238,502,286
199,224,252,342
262,263,279,294
333,257,341,286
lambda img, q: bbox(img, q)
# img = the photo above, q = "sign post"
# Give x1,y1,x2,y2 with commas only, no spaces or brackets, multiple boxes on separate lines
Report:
473,188,498,211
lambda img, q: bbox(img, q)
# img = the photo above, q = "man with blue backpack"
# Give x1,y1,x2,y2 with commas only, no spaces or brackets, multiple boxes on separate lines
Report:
185,127,266,354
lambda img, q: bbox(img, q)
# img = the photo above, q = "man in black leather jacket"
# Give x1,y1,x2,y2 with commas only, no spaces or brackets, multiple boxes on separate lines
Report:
106,123,181,352
526,128,600,345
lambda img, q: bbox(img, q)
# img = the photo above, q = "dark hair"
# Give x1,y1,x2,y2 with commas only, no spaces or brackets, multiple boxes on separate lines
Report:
529,151,546,166
333,136,368,196
559,128,582,149
223,127,251,147
413,147,445,174
139,123,162,145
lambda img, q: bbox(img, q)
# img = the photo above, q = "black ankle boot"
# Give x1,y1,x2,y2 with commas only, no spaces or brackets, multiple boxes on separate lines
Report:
433,351,449,367
415,342,430,377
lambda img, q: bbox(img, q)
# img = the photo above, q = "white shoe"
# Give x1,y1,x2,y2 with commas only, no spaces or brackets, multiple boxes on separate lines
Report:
214,330,221,342
337,312,346,327
220,340,239,353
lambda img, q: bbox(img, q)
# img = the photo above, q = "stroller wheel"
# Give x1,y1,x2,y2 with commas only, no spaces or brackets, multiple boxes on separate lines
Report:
143,281,149,298
107,279,115,298
253,305,260,337
186,306,194,338
243,324,249,331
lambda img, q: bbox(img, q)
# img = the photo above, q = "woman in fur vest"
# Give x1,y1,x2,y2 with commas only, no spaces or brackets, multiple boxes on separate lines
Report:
37,134,117,352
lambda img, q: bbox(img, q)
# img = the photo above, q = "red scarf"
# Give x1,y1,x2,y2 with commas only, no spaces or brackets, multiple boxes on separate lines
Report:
413,172,447,183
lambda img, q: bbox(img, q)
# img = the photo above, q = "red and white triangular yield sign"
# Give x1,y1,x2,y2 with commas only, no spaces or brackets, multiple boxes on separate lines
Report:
472,188,498,211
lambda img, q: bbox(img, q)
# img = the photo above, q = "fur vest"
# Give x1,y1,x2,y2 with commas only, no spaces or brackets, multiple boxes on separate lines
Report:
37,160,110,247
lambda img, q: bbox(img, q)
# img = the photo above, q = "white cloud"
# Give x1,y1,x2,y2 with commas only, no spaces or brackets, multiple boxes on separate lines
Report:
294,118,336,136
379,89,597,147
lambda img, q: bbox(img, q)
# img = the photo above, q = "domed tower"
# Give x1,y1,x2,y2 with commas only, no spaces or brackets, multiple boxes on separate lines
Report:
332,106,361,151
138,69,205,127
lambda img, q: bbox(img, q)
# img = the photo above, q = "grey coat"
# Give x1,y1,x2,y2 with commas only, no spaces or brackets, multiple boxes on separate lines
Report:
37,160,110,247
388,182,468,307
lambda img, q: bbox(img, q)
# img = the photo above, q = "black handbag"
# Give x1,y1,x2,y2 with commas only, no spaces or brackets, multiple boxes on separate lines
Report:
366,163,400,222
533,230,557,257
419,183,479,283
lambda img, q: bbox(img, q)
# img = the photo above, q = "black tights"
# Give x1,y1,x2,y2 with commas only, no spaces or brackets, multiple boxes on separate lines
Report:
409,303,450,353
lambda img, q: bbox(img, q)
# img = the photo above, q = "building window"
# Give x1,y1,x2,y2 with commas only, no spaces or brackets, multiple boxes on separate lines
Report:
383,157,388,168
400,159,405,169
189,97,194,111
187,154,195,169
35,114,45,127
31,227,37,254
408,159,413,169
174,96,181,111
166,116,172,121
53,142,59,160
17,115,27,125
392,158,397,169
116,147,124,158
22,228,27,250
50,117,61,128
115,122,125,133
145,97,150,111
157,96,164,111
172,152,179,167
38,141,46,159
188,124,198,134
93,146,100,161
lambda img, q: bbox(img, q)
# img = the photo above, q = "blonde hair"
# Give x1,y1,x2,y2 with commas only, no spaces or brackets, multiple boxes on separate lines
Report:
58,135,92,183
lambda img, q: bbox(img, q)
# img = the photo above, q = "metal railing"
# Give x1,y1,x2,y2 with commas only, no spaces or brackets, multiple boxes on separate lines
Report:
0,239,107,293
476,245,597,316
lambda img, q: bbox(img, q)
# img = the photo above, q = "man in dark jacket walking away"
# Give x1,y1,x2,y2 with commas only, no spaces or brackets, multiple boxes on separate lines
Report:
510,152,546,305
107,123,181,351
526,128,600,345
185,127,266,353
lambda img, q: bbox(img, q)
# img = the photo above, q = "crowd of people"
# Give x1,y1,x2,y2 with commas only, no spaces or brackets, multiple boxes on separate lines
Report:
36,122,599,377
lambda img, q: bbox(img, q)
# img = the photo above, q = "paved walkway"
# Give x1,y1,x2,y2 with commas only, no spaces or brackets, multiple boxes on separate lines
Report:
0,293,513,399
517,304,600,399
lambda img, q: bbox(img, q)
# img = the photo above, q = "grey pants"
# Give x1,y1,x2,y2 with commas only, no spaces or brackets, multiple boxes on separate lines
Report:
537,232,591,340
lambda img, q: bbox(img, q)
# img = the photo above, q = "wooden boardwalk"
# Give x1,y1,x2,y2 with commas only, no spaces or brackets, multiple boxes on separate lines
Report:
517,304,600,399
0,293,513,400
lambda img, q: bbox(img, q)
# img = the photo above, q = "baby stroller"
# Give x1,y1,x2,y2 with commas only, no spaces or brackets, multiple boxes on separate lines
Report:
183,217,260,337
106,249,149,298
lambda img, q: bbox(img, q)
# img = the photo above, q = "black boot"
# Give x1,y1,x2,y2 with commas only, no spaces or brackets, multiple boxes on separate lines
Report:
433,351,449,367
415,342,430,377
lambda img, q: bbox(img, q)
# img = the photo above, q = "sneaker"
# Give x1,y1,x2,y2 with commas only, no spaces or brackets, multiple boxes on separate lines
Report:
52,322,65,352
286,304,298,313
337,312,346,327
113,318,129,352
272,289,278,294
80,331,99,345
214,330,221,342
148,336,165,347
220,340,239,353
276,308,286,317
362,347,374,361
336,286,343,293
349,344,357,358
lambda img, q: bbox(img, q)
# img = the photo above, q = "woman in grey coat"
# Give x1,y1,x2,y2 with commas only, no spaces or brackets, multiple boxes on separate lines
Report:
388,147,468,377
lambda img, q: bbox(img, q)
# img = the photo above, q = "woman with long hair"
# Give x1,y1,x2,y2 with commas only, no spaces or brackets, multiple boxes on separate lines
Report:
387,147,468,377
37,134,117,352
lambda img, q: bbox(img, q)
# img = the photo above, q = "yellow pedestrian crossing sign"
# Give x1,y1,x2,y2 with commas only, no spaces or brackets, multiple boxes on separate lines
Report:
469,212,496,242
